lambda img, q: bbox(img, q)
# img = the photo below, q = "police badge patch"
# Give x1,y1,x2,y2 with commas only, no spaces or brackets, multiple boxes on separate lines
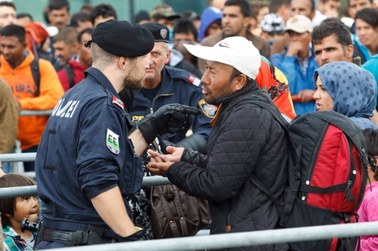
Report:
198,99,217,118
106,129,120,154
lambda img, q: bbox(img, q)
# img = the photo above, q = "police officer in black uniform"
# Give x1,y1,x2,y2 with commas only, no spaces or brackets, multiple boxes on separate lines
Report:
121,22,213,154
34,20,199,248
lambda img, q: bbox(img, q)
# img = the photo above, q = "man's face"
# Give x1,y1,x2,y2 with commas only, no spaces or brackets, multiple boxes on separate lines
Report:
144,42,170,83
290,0,315,19
173,32,196,43
201,60,240,105
0,6,16,29
313,34,354,66
123,55,148,90
288,30,312,51
322,0,341,18
356,19,378,50
348,0,372,18
222,5,250,37
0,36,25,67
48,7,70,30
53,40,76,66
79,32,92,68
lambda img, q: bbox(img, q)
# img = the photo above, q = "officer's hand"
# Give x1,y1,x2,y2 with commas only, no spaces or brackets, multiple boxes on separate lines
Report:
137,104,200,144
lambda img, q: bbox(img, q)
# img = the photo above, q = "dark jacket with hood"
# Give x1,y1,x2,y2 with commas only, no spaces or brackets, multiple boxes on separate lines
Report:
167,82,288,251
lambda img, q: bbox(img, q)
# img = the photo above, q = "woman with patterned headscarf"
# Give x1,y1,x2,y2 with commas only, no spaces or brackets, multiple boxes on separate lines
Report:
313,61,378,129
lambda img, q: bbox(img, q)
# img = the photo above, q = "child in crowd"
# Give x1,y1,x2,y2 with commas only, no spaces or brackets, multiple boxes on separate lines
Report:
0,171,39,251
358,128,378,250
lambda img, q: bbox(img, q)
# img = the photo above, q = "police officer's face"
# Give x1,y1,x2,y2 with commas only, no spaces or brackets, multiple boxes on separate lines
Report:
201,60,244,105
144,42,170,83
123,55,148,90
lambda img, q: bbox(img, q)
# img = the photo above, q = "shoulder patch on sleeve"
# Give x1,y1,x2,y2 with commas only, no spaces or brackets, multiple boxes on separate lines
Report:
112,96,124,110
187,74,201,87
106,129,120,154
198,99,217,118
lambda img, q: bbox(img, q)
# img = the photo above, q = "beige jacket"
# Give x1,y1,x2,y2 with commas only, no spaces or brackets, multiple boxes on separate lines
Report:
0,78,18,153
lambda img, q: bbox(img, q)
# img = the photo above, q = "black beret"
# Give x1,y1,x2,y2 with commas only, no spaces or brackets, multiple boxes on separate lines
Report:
141,22,170,43
91,20,154,57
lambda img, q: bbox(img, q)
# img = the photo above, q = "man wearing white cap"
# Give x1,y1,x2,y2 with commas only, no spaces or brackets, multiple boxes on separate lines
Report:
271,14,318,115
147,36,289,250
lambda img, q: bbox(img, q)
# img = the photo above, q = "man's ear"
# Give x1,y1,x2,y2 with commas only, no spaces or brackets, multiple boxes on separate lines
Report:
165,48,171,64
118,56,127,69
234,74,248,91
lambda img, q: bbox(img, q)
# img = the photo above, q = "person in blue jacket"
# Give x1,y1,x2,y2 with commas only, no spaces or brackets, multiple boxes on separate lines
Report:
124,22,213,154
271,15,318,115
34,20,198,249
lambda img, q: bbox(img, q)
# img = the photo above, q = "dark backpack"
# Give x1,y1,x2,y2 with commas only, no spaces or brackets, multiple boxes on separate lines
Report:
248,99,368,251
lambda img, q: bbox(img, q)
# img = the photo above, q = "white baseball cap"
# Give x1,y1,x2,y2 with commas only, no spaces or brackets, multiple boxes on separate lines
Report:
184,36,261,80
285,15,313,33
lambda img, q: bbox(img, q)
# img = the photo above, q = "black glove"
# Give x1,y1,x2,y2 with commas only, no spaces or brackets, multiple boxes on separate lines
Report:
116,228,144,242
176,134,208,154
137,104,200,144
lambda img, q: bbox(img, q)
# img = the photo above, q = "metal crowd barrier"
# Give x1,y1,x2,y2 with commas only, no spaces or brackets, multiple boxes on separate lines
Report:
3,152,378,251
20,110,53,116
0,176,170,198
47,221,378,251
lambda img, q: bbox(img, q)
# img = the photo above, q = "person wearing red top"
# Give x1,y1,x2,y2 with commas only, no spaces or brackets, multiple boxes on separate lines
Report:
57,28,92,92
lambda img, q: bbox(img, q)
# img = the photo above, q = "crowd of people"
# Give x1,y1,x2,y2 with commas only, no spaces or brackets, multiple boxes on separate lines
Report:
0,0,378,250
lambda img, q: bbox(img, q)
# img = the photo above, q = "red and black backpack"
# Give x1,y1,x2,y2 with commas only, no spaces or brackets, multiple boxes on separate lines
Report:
248,98,368,251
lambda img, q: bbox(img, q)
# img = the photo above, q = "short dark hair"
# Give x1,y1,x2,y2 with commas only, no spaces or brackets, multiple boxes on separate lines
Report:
0,1,16,10
312,18,352,46
348,0,373,6
0,174,36,227
90,4,117,24
269,0,291,13
224,0,251,17
355,8,378,29
53,27,77,45
173,19,198,41
362,128,378,180
70,11,91,28
16,13,34,21
0,24,26,43
77,27,93,43
48,0,70,12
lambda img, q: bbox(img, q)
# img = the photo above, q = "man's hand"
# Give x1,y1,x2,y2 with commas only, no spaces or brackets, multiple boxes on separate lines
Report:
137,104,200,144
146,148,182,176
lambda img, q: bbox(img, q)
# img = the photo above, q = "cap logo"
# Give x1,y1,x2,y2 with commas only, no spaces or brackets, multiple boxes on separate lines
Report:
290,17,298,24
218,42,230,48
160,28,168,40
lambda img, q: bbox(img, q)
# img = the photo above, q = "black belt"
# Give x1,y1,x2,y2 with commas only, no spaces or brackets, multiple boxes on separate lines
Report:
41,227,115,246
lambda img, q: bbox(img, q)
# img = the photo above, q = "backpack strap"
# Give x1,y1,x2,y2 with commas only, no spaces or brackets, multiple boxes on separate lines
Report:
31,59,40,96
311,111,366,153
243,97,300,227
64,64,75,89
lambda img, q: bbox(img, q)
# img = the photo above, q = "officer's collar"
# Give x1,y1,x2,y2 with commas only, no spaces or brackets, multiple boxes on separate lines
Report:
85,67,118,96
